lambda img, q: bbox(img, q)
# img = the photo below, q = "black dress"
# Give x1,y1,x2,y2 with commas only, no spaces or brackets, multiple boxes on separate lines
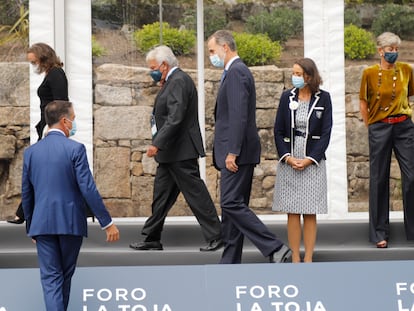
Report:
35,66,68,141
15,67,68,220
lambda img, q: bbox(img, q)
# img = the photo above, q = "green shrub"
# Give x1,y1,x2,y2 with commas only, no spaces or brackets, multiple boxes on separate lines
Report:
92,35,106,57
344,8,362,27
246,8,303,43
133,22,196,56
350,0,414,3
180,6,227,39
344,24,376,59
0,0,28,26
233,32,282,66
371,4,414,40
0,4,29,46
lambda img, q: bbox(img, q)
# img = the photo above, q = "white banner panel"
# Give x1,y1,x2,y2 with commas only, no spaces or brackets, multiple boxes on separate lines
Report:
303,0,350,219
65,0,93,168
29,0,93,167
29,0,54,144
1,261,414,310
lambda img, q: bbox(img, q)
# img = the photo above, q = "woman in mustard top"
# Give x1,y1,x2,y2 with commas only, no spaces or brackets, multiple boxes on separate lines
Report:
359,32,414,248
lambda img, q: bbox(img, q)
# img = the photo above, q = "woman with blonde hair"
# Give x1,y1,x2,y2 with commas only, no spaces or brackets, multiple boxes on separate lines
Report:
359,32,414,248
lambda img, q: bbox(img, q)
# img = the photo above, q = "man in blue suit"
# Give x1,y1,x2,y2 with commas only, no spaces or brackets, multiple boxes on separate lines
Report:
21,100,120,311
207,30,291,264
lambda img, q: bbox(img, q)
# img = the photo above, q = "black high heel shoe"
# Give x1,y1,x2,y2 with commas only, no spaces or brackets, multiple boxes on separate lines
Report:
7,217,24,224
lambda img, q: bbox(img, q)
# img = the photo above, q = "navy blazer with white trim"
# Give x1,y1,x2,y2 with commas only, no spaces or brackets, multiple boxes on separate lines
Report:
274,87,333,164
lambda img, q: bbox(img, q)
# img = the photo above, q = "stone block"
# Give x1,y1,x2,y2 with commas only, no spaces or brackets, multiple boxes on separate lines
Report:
0,62,29,107
103,199,134,217
345,65,366,94
0,107,29,126
346,117,368,156
0,135,16,159
95,84,132,106
257,108,276,129
256,82,284,109
95,64,151,84
5,149,23,197
345,93,361,115
95,106,153,140
262,175,275,191
131,176,151,216
95,147,131,198
258,129,277,160
142,154,157,175
251,65,284,83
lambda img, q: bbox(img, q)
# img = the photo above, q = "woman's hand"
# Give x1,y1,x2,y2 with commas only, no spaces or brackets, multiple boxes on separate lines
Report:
286,156,313,171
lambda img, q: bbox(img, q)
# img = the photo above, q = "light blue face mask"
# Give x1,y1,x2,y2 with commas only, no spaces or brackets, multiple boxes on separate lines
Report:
209,54,225,68
65,118,77,137
292,75,306,89
69,120,77,137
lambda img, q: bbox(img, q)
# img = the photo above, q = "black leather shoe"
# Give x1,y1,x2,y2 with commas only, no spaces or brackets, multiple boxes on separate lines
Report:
129,241,163,250
269,245,292,263
200,239,224,252
7,217,24,224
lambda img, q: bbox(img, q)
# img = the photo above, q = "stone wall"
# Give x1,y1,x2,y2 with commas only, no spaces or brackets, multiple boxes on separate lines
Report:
0,62,405,219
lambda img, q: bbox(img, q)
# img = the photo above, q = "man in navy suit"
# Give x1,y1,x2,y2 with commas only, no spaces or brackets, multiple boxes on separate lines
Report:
207,30,291,264
129,45,223,252
21,100,120,311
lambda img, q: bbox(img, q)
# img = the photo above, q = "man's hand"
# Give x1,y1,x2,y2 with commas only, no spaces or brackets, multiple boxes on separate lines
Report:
146,145,159,157
225,153,238,173
105,224,120,242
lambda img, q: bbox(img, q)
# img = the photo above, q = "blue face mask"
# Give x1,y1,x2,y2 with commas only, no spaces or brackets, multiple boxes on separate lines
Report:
292,75,306,89
69,120,77,137
65,118,77,137
150,69,162,82
209,54,225,68
384,52,398,64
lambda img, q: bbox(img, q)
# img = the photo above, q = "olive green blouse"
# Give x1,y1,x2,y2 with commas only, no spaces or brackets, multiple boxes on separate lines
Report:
359,62,414,124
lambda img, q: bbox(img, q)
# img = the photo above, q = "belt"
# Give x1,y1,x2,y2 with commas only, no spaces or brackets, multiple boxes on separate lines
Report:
380,115,408,124
294,130,306,138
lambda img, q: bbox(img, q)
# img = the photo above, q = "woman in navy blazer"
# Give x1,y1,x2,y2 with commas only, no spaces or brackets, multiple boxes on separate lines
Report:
273,58,332,263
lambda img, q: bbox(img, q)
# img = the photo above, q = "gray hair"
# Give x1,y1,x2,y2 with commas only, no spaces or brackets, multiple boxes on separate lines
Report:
146,45,178,67
377,32,401,48
209,30,237,52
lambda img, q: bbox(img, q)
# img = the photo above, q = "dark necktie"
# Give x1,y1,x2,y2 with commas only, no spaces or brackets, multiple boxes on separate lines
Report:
220,69,228,84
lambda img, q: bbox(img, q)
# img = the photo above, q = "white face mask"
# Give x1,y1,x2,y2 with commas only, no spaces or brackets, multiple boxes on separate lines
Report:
31,64,41,75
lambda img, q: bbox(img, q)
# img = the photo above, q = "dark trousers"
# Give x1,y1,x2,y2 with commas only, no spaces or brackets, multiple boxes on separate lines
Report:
141,159,221,242
16,201,24,219
35,235,83,311
219,164,283,264
368,118,414,242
